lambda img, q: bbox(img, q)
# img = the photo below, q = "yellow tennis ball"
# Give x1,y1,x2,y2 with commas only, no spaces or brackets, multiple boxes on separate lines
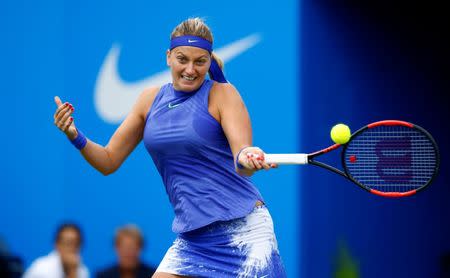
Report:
330,123,351,144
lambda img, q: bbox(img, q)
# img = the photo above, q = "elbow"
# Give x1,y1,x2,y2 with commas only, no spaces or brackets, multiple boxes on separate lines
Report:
101,169,114,176
100,169,116,176
100,152,119,176
99,165,118,176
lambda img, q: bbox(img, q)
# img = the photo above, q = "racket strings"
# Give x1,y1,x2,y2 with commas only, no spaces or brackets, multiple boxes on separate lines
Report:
344,126,438,193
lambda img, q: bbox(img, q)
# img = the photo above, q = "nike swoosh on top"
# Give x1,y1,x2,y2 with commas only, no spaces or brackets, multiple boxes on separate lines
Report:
94,33,262,124
168,103,181,109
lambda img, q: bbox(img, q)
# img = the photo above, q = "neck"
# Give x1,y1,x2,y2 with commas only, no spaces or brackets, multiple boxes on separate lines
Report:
120,267,136,278
172,81,205,94
63,266,77,278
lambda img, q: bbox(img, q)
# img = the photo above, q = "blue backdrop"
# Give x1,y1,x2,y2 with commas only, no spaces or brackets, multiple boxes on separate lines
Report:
0,0,299,277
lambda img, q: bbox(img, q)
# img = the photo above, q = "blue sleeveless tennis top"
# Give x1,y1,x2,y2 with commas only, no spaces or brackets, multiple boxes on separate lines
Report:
143,80,263,233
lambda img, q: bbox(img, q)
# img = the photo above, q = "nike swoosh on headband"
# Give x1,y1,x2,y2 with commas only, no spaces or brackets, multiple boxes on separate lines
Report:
94,33,262,124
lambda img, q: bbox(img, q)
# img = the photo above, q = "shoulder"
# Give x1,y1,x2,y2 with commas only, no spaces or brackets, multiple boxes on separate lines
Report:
139,86,160,104
24,253,60,277
210,82,238,96
210,82,243,105
135,86,160,119
210,82,246,109
80,264,90,278
138,263,157,276
95,265,118,278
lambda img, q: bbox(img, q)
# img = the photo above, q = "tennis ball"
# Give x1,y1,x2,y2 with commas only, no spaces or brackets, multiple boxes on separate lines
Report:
330,123,351,144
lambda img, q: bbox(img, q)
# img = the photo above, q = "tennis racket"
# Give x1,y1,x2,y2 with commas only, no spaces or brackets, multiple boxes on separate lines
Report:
264,120,440,197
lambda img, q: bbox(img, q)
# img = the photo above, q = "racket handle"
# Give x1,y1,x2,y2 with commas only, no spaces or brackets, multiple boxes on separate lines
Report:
264,153,308,165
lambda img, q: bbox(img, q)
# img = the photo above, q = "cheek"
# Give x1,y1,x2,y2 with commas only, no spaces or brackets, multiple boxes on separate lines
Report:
198,64,210,75
170,63,182,75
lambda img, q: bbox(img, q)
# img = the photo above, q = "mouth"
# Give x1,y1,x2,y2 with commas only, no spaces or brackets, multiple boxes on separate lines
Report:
181,75,196,82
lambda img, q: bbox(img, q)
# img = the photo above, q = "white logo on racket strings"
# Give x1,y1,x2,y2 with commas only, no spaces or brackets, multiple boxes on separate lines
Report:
94,34,262,123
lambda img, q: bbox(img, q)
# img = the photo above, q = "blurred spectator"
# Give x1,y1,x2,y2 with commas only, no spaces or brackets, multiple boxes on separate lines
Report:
0,236,24,278
23,222,89,278
96,224,156,278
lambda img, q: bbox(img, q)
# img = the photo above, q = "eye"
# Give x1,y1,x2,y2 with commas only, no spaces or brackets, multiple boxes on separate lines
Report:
177,56,187,63
195,59,207,66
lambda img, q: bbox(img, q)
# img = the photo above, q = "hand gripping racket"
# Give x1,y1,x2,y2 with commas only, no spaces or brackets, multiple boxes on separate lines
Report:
264,120,440,197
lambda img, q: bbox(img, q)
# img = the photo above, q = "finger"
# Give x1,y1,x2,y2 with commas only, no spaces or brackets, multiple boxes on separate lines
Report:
248,158,258,170
270,163,278,168
254,153,270,170
244,153,256,169
255,150,271,169
240,152,252,164
54,96,63,107
55,103,74,122
255,158,264,169
55,106,72,127
62,117,74,132
247,151,264,161
56,109,74,130
248,155,262,170
58,108,74,127
253,160,263,170
261,161,271,170
54,102,70,119
251,152,270,169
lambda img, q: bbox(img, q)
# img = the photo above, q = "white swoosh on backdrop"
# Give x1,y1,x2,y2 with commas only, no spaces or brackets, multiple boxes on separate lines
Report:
94,33,262,124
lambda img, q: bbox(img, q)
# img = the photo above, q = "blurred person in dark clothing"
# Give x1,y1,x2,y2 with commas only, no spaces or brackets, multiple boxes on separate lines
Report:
96,224,156,278
0,236,24,278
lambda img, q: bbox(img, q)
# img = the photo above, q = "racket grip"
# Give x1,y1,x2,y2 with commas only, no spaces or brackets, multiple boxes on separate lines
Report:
264,153,308,165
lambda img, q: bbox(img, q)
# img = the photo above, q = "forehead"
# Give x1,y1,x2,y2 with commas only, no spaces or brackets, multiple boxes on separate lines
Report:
59,228,79,239
171,46,210,58
117,233,139,244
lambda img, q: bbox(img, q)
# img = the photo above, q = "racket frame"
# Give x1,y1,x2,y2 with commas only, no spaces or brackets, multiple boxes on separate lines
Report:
339,120,440,197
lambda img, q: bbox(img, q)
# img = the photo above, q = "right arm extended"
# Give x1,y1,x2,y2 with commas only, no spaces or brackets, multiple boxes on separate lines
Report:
53,87,159,175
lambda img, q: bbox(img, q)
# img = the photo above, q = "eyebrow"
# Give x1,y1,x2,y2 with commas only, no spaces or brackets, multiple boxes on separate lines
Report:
174,51,209,60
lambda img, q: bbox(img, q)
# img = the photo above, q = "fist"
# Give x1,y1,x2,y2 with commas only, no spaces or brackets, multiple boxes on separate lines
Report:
53,96,77,139
237,146,277,171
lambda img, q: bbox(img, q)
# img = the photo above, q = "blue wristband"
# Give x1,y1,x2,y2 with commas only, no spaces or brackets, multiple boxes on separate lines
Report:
69,129,87,150
235,147,249,169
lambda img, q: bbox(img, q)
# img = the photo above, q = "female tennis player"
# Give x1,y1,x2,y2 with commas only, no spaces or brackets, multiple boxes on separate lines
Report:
53,18,286,278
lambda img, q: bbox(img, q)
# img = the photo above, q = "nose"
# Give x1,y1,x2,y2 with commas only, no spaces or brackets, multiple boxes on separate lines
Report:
184,62,195,75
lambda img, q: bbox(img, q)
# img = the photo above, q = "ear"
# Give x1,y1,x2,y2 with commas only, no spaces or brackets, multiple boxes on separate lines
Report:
166,49,171,67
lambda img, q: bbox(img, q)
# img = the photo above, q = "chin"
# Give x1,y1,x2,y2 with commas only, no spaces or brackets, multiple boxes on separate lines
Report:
182,85,199,92
120,263,138,270
176,79,204,92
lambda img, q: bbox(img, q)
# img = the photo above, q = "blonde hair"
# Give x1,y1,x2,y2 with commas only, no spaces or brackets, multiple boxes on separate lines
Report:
114,224,144,248
171,17,224,69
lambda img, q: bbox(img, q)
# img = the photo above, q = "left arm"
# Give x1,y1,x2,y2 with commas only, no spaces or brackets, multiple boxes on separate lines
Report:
211,83,275,176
